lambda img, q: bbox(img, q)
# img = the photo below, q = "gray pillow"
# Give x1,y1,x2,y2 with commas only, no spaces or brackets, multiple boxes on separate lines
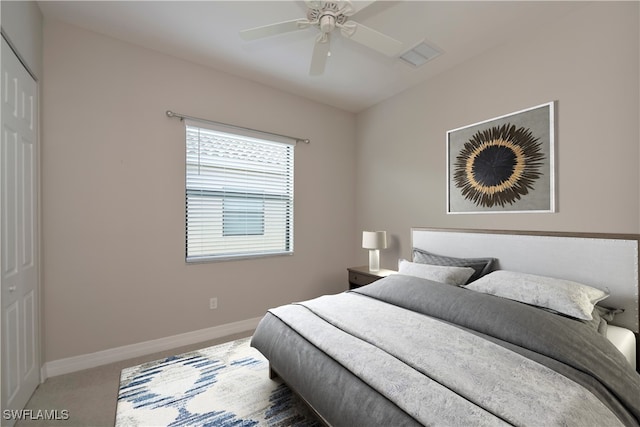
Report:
587,306,624,335
412,248,495,284
542,305,624,336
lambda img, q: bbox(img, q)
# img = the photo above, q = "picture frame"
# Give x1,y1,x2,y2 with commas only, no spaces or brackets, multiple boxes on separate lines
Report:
446,102,555,214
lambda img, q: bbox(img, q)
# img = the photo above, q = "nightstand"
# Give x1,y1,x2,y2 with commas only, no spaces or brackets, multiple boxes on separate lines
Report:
347,265,396,290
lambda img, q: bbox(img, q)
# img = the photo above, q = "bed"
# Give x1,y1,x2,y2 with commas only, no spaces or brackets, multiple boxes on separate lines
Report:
251,228,640,426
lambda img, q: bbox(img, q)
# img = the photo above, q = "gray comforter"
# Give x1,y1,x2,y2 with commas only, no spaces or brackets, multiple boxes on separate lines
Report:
251,274,640,426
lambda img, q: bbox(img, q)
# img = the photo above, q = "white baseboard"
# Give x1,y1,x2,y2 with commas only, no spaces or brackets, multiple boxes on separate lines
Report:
41,316,262,379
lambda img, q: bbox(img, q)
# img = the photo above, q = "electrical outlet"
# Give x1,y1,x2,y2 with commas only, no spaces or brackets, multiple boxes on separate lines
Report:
209,297,218,310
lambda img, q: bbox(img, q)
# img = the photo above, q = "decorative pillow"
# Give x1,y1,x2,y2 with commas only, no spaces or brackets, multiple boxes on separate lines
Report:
412,248,495,284
398,259,475,286
464,270,609,321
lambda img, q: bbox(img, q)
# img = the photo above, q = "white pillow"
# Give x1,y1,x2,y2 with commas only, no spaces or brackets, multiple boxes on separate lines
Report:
464,270,609,320
398,259,475,286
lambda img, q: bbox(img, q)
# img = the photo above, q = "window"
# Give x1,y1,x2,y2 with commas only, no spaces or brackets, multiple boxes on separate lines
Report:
185,121,294,262
223,197,264,237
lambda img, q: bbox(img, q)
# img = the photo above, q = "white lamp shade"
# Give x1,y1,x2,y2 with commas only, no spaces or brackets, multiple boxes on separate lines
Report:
362,231,387,250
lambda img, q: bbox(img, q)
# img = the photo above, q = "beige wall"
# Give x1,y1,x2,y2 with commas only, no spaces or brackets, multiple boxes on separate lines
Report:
42,20,357,361
34,1,640,362
356,2,640,270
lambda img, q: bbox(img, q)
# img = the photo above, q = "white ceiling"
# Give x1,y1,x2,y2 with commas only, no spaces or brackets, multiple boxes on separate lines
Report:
38,1,585,113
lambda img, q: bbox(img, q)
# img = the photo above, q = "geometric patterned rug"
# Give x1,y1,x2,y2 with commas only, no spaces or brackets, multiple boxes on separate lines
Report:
115,337,322,426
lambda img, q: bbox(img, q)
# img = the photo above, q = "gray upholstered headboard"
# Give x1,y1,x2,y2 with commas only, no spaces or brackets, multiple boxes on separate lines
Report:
411,228,640,333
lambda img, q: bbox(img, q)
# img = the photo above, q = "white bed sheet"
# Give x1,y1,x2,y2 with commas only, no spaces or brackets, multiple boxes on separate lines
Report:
607,325,637,370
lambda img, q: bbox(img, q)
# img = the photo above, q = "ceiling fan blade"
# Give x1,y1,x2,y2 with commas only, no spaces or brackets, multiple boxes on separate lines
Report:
240,19,310,41
304,0,325,9
341,21,403,57
309,34,331,75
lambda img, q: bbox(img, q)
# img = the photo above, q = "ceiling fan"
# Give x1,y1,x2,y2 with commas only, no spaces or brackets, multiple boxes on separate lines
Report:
239,0,404,75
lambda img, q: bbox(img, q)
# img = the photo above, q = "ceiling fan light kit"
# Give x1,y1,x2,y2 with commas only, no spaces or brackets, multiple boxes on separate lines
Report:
239,0,405,75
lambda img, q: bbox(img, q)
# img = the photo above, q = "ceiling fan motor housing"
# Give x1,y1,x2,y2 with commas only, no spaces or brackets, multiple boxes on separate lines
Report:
308,2,349,34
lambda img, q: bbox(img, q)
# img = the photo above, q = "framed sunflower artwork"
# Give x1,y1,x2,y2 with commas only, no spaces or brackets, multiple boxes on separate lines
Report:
447,102,555,214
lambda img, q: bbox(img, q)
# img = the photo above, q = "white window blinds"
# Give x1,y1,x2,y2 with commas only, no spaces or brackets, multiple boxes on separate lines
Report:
185,120,294,262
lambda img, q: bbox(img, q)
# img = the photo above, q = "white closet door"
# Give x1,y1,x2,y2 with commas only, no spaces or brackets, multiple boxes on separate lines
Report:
1,36,40,424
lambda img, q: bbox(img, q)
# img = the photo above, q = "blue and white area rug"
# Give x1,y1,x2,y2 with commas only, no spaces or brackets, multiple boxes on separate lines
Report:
116,337,322,426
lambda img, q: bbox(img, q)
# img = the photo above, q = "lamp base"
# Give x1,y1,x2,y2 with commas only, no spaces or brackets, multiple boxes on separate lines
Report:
368,249,380,272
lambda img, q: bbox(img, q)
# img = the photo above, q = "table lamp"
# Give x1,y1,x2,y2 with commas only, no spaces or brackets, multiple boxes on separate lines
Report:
362,231,387,272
